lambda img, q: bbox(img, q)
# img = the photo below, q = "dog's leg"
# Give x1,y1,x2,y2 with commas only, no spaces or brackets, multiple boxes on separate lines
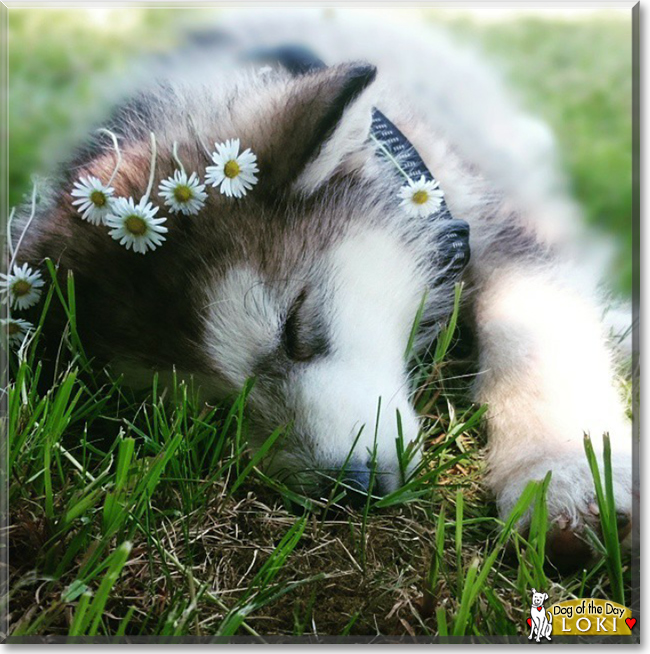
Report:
470,262,632,566
532,619,541,642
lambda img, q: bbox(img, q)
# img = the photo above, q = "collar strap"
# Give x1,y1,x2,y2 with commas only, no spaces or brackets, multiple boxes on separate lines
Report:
247,45,470,283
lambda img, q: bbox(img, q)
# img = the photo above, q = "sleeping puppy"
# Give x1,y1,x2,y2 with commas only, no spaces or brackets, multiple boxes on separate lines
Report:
9,8,633,567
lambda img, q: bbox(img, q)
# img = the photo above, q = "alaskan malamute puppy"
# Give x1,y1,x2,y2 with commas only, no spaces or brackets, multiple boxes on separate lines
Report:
12,9,633,567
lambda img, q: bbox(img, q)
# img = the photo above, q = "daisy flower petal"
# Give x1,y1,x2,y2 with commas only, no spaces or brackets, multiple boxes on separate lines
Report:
0,263,45,311
206,139,259,198
105,197,168,255
397,175,444,218
2,317,34,348
71,175,115,225
158,170,207,216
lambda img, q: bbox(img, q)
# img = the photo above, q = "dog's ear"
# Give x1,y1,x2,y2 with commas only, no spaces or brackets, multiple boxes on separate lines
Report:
261,63,377,195
543,593,548,601
531,588,536,594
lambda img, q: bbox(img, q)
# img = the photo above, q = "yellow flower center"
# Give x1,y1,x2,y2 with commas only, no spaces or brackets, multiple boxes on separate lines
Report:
224,160,240,179
90,190,107,207
7,322,20,336
412,190,429,205
124,215,148,236
12,280,31,297
173,185,192,203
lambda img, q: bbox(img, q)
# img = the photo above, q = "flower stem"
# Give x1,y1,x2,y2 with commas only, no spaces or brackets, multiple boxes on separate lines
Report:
144,132,157,202
369,133,412,182
6,207,16,262
97,128,123,187
172,142,186,175
188,114,214,159
10,182,38,270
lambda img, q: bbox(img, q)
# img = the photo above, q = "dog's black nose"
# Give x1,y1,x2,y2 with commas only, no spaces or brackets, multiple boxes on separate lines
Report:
339,463,374,509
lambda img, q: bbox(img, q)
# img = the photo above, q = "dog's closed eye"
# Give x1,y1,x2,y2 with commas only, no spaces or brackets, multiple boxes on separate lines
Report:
282,288,328,362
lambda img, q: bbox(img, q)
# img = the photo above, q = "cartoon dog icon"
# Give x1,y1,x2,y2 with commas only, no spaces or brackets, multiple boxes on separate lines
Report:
528,588,553,642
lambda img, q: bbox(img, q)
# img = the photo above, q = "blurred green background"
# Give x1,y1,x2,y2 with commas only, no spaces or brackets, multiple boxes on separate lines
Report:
7,7,633,293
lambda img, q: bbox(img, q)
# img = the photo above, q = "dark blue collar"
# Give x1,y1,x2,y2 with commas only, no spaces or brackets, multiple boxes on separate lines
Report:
249,45,470,284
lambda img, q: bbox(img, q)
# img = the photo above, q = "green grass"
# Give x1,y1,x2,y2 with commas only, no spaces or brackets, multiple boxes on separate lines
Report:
6,270,632,639
6,8,634,639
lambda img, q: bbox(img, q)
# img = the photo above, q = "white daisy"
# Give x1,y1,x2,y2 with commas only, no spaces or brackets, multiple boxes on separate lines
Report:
105,197,168,255
205,138,259,198
158,170,207,216
71,175,115,225
0,263,45,311
397,175,444,218
2,317,34,348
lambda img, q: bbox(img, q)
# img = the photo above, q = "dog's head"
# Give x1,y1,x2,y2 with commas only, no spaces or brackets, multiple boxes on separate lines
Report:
18,60,458,502
531,589,548,608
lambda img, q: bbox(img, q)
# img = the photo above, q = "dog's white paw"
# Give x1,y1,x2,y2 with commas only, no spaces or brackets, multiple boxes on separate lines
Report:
493,449,633,570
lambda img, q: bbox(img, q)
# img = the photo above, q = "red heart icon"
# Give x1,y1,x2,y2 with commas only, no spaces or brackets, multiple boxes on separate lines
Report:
625,618,636,630
527,618,532,627
537,606,543,611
